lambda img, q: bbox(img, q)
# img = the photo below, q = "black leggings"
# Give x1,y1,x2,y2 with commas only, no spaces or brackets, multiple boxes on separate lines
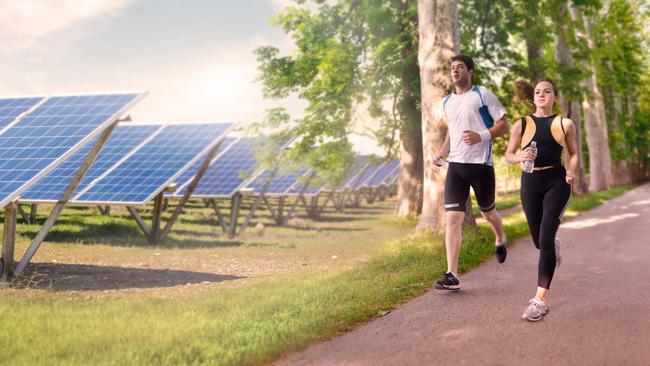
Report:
520,165,571,289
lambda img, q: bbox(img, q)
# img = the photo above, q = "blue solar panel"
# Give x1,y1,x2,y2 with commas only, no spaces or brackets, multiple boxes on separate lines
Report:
348,161,383,190
245,165,311,195
74,122,232,204
173,136,260,198
342,155,370,188
382,163,400,186
0,92,143,208
365,160,399,188
21,123,160,202
0,97,44,130
166,136,238,196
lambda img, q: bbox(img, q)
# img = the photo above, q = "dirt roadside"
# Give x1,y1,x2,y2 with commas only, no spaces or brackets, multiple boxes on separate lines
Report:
276,183,650,366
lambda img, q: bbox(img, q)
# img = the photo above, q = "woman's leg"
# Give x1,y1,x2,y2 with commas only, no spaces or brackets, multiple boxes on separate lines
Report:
536,179,571,291
520,175,544,249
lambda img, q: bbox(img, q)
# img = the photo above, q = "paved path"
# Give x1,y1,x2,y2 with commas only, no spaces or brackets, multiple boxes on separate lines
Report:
277,183,650,365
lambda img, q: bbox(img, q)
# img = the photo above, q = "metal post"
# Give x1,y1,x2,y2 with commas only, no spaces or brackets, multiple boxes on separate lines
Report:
163,198,169,211
14,121,118,277
149,192,164,245
104,205,111,216
30,204,38,223
17,205,30,224
127,206,151,237
284,172,315,224
263,196,278,222
276,196,285,225
227,193,242,238
1,202,18,280
210,199,229,233
96,205,106,215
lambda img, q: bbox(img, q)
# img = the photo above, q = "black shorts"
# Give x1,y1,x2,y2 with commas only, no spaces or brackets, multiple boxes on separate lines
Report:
444,162,496,212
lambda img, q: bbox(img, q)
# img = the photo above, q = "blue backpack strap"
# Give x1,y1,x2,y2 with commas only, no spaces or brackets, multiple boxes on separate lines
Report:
472,86,485,106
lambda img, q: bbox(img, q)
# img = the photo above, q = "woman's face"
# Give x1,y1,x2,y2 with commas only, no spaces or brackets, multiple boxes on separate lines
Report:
534,81,557,109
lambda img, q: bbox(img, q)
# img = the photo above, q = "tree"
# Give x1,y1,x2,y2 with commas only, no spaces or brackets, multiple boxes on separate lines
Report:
255,0,424,217
415,0,459,231
570,3,615,191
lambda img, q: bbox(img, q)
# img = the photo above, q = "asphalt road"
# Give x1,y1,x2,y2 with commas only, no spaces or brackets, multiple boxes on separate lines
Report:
276,183,650,366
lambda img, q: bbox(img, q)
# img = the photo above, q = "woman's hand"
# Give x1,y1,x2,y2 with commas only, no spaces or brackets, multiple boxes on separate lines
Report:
520,147,537,163
566,170,575,184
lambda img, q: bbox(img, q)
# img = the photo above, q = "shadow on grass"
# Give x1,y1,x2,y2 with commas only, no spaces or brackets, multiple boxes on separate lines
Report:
12,263,244,291
18,221,248,249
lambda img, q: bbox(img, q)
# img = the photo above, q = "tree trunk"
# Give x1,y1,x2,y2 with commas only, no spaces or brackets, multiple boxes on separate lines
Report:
416,0,459,231
554,9,588,194
570,5,615,191
395,0,424,217
396,124,423,216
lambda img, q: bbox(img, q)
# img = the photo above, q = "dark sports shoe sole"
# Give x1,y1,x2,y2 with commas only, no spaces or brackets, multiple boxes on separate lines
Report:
433,283,460,291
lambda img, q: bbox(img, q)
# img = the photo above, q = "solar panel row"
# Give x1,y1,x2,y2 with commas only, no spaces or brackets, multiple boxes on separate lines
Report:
0,92,144,208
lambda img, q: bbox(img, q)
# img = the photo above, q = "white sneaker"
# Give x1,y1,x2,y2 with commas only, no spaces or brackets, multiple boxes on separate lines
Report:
522,298,548,322
555,238,562,267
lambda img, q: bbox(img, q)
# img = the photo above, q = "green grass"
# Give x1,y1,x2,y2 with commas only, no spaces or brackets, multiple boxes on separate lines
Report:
0,185,637,365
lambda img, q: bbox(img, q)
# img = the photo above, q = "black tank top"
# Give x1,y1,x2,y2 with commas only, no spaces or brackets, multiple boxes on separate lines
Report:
521,115,563,167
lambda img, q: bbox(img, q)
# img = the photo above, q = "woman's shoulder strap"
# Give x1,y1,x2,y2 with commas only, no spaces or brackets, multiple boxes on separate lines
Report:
521,115,536,148
550,115,566,147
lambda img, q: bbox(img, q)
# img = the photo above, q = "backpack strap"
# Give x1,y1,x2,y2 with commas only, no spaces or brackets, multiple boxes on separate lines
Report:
521,115,536,148
550,115,566,147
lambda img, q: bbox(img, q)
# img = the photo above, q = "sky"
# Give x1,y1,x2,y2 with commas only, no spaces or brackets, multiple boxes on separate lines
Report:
0,0,383,154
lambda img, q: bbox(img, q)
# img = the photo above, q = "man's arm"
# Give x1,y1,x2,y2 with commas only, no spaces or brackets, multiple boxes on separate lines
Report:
462,116,509,145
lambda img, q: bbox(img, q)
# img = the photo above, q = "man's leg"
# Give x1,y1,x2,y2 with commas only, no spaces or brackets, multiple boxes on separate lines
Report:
480,209,506,245
446,211,466,275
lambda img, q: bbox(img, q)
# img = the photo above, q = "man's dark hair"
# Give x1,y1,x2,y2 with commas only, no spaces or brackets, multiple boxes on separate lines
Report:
450,54,475,71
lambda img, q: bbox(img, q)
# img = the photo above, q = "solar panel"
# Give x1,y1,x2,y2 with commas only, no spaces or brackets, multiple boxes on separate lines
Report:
382,162,400,186
0,96,44,130
20,123,161,202
73,122,232,205
244,165,311,196
0,92,144,208
365,160,399,188
342,155,370,189
173,136,260,198
347,161,383,190
165,136,238,196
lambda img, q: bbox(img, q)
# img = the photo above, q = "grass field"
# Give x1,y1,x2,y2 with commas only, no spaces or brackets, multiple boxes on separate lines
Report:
0,185,635,365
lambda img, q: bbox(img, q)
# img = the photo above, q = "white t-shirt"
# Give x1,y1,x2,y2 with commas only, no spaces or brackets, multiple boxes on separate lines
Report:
439,86,506,165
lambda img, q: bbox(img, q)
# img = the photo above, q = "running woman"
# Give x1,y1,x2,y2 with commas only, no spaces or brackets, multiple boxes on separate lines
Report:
504,79,578,321
432,55,509,291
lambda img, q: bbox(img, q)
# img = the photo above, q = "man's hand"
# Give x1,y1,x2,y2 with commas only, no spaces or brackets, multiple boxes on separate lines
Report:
462,130,482,145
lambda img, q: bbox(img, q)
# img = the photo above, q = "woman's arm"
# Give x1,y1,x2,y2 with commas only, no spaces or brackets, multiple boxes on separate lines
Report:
505,119,535,164
563,119,579,184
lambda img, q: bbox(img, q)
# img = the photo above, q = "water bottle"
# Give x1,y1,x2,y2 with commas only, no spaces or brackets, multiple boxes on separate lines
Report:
522,141,537,173
431,155,449,169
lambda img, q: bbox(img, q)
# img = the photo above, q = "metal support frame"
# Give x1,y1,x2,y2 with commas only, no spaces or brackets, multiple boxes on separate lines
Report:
127,206,151,237
210,199,228,233
30,204,38,223
12,121,118,278
1,202,17,280
237,166,279,237
227,193,242,237
158,138,226,242
148,192,164,244
96,205,111,216
17,205,30,224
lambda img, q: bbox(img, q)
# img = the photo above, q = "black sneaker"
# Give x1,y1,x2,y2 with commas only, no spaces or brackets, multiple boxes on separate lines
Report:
496,243,507,263
434,272,460,291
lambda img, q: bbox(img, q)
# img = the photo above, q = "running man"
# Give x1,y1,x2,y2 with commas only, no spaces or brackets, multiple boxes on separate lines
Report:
431,55,509,291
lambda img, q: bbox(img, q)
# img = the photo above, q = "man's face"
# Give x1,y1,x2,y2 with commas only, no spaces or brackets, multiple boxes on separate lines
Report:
450,60,471,86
